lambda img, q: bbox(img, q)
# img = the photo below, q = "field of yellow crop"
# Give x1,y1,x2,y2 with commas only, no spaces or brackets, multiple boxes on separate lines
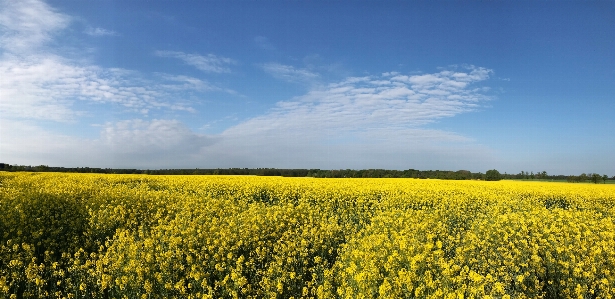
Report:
1,172,615,298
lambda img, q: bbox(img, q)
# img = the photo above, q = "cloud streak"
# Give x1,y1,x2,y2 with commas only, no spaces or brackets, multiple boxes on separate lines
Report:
155,50,236,73
84,27,118,37
0,55,211,121
0,1,236,122
241,65,492,133
0,0,70,53
260,62,320,83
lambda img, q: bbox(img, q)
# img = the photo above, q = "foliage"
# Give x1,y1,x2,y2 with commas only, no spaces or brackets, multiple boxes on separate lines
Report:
1,172,615,298
485,169,502,181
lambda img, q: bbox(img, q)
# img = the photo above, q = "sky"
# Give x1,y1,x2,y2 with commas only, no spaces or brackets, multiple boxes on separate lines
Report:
1,0,614,175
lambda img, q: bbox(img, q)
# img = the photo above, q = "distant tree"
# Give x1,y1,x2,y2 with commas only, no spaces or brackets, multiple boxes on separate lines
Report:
591,173,601,184
34,165,50,172
455,170,471,180
485,169,502,181
530,171,535,180
603,175,608,184
579,173,588,183
541,171,547,180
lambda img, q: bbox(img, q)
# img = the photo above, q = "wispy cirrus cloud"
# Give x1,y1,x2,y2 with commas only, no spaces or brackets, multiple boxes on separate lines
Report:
84,26,118,37
260,62,320,83
0,55,210,121
244,65,493,132
0,0,70,53
200,66,496,169
155,50,236,73
0,0,235,168
0,0,238,122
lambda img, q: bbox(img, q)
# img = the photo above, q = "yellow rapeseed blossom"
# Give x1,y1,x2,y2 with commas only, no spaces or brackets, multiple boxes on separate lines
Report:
0,172,614,298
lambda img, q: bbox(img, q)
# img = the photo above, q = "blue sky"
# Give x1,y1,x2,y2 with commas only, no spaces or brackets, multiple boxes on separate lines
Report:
1,0,614,175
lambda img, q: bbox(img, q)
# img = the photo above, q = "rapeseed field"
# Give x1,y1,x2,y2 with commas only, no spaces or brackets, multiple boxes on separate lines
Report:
1,172,614,298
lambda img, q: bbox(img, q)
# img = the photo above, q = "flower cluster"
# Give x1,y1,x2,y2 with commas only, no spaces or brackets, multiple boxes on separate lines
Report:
0,172,614,298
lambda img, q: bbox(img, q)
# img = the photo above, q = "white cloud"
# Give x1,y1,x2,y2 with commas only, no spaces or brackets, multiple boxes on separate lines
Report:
0,0,499,170
100,119,216,155
265,66,492,128
1,67,497,170
0,55,203,121
382,71,400,77
196,66,496,169
156,74,218,92
0,0,70,53
0,118,217,168
260,62,320,83
0,0,202,122
0,0,235,170
155,50,236,73
84,27,118,37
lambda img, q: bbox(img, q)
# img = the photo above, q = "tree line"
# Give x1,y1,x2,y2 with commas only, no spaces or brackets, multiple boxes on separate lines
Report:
565,173,610,184
0,164,480,179
0,163,612,183
497,170,612,184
